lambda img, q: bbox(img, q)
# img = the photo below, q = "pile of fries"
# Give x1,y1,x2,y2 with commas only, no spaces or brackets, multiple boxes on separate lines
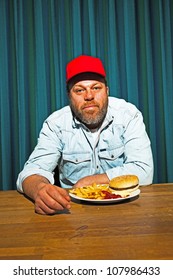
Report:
69,183,120,200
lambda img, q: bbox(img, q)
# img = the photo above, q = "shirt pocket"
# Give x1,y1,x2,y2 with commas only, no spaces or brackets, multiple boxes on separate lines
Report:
98,145,125,171
61,152,92,184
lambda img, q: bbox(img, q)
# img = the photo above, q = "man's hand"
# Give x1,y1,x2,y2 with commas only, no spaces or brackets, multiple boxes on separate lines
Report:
22,175,71,215
34,183,71,215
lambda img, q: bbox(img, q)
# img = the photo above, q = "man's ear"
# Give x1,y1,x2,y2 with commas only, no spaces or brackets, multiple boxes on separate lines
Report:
106,86,109,95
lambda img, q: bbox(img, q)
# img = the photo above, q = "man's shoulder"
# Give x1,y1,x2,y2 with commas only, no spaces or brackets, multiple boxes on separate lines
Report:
108,96,139,114
46,105,72,122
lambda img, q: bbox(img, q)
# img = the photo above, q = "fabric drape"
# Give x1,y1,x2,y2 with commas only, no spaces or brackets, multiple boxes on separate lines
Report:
0,0,173,190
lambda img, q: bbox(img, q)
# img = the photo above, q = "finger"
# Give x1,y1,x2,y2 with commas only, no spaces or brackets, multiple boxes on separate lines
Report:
35,190,67,214
41,189,71,212
34,193,63,215
35,184,71,214
56,187,71,201
35,199,64,215
46,187,71,208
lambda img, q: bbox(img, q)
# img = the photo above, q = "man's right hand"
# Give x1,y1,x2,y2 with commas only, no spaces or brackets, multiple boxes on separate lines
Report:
34,183,71,215
22,175,71,215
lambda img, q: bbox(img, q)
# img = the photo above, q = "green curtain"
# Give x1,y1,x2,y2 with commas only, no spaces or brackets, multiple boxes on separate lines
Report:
0,0,173,190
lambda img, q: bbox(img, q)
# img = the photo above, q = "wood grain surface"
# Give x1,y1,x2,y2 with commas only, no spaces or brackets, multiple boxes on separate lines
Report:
0,184,173,260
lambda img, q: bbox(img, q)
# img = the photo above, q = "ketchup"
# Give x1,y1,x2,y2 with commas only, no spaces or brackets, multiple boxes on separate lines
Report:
101,190,122,199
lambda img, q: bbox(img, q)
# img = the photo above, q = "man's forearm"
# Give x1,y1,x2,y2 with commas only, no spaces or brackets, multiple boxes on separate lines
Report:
74,173,110,188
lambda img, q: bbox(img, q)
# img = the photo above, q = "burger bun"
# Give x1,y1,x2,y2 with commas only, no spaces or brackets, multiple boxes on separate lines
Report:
109,175,139,193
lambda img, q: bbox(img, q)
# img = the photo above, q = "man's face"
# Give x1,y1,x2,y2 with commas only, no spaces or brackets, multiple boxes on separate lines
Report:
69,80,108,129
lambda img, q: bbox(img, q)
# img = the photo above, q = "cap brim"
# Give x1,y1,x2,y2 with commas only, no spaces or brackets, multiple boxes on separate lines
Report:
67,72,106,89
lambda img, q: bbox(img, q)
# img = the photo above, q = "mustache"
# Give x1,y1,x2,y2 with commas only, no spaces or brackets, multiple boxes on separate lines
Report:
81,102,99,109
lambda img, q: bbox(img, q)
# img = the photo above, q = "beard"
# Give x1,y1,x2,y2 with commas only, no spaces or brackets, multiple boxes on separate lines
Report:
69,97,108,129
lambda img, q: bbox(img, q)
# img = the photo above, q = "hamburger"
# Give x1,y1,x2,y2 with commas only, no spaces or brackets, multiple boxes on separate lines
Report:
109,175,139,196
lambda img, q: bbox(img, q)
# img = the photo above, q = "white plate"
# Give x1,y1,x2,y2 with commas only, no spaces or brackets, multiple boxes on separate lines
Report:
69,189,140,204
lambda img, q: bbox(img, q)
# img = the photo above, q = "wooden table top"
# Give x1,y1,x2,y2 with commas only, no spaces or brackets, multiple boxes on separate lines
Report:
0,183,173,260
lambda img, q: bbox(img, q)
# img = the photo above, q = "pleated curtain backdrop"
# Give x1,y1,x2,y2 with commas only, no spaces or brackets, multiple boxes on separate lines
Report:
0,0,173,190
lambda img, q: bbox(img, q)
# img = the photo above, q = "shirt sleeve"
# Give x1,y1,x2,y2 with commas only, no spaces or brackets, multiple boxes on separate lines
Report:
16,119,62,192
106,110,154,185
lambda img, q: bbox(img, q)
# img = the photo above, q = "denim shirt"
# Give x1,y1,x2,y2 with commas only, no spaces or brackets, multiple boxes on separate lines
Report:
17,97,153,191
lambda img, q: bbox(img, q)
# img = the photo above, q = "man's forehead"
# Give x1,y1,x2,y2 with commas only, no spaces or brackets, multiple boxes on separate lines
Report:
73,80,104,87
67,72,106,89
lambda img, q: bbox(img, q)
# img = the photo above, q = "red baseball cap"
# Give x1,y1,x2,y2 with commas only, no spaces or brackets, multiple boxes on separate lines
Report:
66,55,106,82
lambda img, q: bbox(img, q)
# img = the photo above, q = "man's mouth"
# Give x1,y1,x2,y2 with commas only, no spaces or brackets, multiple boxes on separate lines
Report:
82,103,99,110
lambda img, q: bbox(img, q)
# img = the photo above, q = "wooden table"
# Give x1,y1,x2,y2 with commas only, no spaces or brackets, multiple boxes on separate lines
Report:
0,184,173,260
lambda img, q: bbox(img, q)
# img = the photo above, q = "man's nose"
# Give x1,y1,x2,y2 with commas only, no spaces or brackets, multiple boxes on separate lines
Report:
84,88,94,100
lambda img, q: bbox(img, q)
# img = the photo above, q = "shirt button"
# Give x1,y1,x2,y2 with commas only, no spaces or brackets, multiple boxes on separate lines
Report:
111,155,114,158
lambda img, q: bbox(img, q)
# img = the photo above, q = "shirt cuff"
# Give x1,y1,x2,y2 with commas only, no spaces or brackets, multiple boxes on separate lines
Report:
16,169,55,192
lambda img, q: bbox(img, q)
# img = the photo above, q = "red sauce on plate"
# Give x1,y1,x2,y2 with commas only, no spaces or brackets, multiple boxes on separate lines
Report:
101,190,122,199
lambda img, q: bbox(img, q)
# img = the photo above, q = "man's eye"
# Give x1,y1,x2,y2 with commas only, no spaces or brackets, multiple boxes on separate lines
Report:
74,88,84,94
92,86,100,91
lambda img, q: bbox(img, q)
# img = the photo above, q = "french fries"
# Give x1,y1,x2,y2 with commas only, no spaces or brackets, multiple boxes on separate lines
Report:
69,183,117,200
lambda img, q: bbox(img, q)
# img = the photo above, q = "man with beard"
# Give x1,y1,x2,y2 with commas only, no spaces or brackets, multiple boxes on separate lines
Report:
17,55,153,215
